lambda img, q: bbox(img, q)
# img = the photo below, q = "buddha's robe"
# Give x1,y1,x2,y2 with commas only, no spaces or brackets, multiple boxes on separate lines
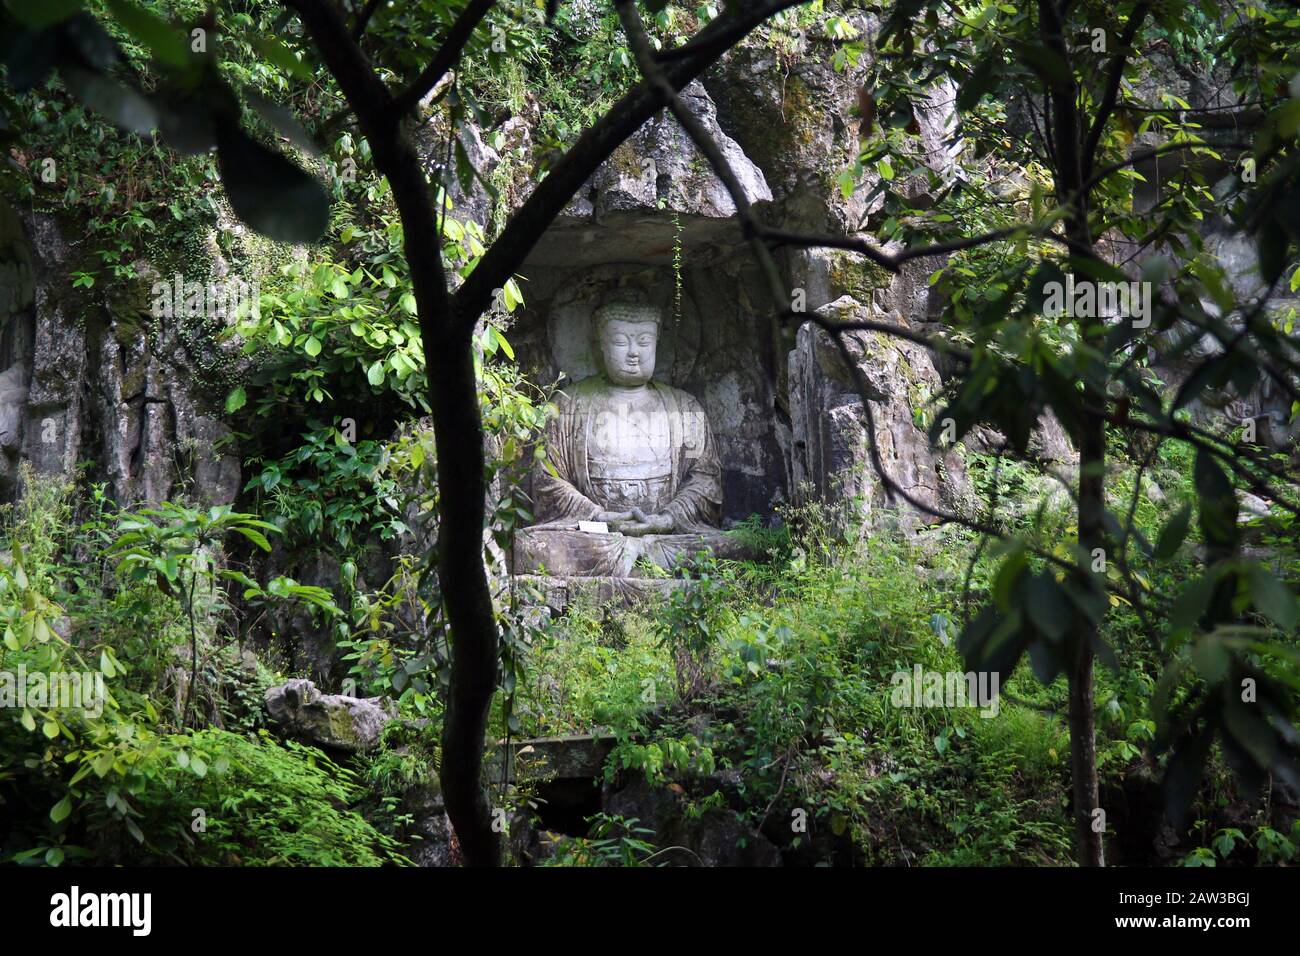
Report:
533,377,722,531
514,377,736,578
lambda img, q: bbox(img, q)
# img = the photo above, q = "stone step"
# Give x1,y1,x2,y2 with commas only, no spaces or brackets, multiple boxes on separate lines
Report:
512,573,692,612
491,732,617,784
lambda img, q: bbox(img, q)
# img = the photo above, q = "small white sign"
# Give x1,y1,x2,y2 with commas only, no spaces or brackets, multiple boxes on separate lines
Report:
577,520,609,534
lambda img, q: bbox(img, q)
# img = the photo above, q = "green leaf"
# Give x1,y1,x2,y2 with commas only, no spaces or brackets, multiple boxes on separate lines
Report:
1192,634,1229,683
232,526,272,552
1154,504,1192,560
1193,448,1239,550
243,90,320,158
454,135,476,196
837,168,856,199
62,67,158,135
494,328,515,360
224,386,247,413
43,719,60,739
1248,563,1298,631
8,0,83,29
50,795,72,823
20,708,36,732
45,846,65,866
250,36,313,81
304,336,323,357
1011,41,1070,87
215,120,329,244
957,54,997,112
367,361,386,387
992,548,1028,611
503,277,524,311
99,649,115,678
106,0,190,69
1169,573,1215,634
1025,572,1066,641
1258,217,1290,286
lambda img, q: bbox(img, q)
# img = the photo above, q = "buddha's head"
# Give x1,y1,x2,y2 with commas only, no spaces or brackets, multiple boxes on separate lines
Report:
593,293,661,387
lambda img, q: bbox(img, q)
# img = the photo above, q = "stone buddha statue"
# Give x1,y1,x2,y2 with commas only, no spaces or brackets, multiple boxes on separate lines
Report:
513,292,743,579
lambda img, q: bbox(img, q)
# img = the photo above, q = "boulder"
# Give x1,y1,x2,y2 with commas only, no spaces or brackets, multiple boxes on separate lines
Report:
788,296,973,528
602,776,782,867
404,779,458,867
525,80,772,269
264,678,396,753
0,198,243,507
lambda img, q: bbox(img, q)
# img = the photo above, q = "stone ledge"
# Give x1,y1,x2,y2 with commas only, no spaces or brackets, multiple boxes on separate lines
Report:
492,733,618,784
513,573,692,611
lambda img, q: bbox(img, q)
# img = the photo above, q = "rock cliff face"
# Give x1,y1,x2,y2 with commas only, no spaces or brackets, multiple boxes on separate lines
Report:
505,17,974,526
1118,46,1300,450
0,16,986,528
789,297,973,526
508,79,792,523
0,198,241,506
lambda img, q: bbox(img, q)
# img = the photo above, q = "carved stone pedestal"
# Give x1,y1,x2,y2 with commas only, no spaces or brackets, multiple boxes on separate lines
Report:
512,525,756,578
512,572,690,613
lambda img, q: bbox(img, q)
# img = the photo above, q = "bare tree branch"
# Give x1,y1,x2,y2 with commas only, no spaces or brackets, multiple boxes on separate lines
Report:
452,0,802,330
352,0,384,39
1081,1,1151,181
760,224,1048,273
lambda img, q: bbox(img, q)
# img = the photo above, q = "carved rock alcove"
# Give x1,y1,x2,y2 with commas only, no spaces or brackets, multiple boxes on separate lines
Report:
506,81,787,529
509,257,789,527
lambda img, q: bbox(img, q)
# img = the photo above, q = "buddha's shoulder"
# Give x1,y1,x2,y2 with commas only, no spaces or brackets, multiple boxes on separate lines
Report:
554,377,706,410
553,376,604,405
653,381,707,410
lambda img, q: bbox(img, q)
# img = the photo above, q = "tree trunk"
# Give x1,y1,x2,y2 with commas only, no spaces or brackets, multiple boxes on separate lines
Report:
1038,0,1106,869
424,321,502,867
1072,419,1106,866
371,117,503,866
387,136,503,867
285,0,811,867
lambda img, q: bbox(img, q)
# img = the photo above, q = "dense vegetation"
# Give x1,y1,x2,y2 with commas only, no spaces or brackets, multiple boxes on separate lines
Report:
4,441,1298,866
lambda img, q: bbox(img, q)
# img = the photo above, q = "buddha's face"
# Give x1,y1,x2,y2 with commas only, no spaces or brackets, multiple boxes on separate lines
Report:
599,318,659,387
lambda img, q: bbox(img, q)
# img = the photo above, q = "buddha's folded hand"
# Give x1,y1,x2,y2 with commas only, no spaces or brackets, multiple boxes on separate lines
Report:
610,508,675,537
